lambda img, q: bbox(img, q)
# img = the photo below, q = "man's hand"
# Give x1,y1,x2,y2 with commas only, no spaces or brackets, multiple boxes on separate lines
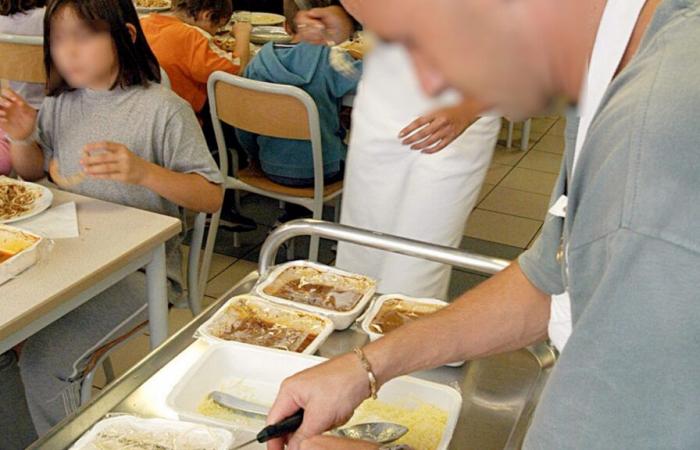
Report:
0,88,37,141
266,353,371,450
295,6,354,45
399,102,481,154
80,142,153,185
300,436,379,450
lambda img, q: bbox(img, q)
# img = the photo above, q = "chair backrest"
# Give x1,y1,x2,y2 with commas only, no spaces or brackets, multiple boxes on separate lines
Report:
0,33,45,84
206,71,325,200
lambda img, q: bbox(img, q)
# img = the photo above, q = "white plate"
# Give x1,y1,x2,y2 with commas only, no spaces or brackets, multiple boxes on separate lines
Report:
135,0,172,14
0,178,53,224
232,12,285,26
167,344,462,450
195,294,334,355
255,260,377,330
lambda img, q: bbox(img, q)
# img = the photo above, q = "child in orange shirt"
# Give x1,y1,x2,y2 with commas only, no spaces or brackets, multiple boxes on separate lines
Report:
141,0,251,116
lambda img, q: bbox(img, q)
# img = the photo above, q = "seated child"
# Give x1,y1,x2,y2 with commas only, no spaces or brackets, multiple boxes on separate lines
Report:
236,0,362,187
140,0,251,119
0,0,222,437
0,0,47,176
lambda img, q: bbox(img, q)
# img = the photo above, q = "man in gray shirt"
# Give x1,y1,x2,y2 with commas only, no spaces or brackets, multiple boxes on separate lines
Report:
263,1,700,449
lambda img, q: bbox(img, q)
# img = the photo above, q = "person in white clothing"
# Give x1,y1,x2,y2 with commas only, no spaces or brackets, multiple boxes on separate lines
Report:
295,7,500,300
335,42,499,299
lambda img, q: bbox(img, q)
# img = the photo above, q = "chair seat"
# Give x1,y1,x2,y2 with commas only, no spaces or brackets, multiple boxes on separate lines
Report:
236,166,343,199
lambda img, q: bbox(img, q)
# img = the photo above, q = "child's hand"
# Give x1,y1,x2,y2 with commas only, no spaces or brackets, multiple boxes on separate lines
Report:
231,21,252,39
0,88,38,142
80,142,153,185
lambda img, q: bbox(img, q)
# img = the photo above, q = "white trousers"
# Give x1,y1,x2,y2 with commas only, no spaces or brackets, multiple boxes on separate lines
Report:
336,43,501,300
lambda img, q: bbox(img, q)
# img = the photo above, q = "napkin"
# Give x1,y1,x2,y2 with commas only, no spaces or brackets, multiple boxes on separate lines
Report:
15,201,79,239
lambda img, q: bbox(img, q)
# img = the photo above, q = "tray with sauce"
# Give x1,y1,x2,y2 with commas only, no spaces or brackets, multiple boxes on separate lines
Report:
255,261,377,330
196,295,333,355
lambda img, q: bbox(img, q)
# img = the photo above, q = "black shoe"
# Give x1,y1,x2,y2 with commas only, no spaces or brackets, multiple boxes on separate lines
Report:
217,209,257,232
275,204,311,227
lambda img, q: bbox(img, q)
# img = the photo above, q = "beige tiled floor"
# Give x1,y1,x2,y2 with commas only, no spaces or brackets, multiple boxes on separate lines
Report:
90,116,566,392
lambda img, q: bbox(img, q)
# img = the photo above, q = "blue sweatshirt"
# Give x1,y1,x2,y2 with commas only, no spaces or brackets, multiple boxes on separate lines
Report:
236,42,361,181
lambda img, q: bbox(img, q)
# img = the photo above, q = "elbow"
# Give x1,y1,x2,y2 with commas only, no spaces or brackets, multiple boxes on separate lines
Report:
202,184,224,214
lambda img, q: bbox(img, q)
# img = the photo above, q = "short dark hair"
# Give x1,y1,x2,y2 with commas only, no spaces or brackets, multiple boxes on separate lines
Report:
283,0,330,34
0,0,46,16
173,0,233,25
43,0,161,96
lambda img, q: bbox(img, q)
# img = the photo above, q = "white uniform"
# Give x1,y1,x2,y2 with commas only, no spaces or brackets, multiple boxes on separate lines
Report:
336,43,501,300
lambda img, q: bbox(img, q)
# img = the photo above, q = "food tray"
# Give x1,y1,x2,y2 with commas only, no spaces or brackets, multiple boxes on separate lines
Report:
250,26,292,45
196,295,334,355
69,414,234,450
0,224,43,286
255,260,377,330
361,294,464,368
166,344,462,450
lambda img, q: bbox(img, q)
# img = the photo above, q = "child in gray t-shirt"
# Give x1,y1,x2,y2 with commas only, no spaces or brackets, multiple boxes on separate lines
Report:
0,0,223,438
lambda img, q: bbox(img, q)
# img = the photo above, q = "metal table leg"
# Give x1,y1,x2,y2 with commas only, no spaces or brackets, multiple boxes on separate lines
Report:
145,244,168,349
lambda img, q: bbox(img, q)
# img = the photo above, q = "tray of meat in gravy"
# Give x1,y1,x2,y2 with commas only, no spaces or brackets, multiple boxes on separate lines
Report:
0,224,42,286
196,295,334,355
254,261,377,330
361,294,464,367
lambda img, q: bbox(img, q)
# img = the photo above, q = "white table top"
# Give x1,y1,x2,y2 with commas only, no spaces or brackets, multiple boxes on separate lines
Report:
0,188,181,345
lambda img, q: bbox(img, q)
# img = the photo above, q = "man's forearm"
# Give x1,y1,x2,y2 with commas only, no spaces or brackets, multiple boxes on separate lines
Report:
364,262,551,386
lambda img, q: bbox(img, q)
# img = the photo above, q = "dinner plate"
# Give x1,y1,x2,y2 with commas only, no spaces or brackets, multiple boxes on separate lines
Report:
135,0,171,14
250,26,292,45
0,179,54,224
232,11,285,26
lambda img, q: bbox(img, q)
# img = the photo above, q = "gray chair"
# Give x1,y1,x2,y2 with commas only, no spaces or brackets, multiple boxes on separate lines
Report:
206,71,343,262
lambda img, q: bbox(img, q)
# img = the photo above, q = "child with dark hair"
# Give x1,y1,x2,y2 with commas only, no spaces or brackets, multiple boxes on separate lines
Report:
0,0,47,176
236,0,360,188
0,0,223,437
141,0,251,116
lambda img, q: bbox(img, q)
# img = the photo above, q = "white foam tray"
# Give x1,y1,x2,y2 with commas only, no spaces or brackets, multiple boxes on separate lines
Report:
166,344,462,450
254,260,377,330
195,294,334,355
361,294,465,368
0,224,43,286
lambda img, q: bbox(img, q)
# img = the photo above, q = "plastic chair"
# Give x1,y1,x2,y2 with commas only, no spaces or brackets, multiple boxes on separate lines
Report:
0,33,45,83
506,118,532,150
206,71,343,262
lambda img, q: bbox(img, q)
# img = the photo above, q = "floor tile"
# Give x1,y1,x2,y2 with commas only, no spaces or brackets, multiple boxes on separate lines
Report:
547,119,567,137
479,186,550,221
477,183,496,203
527,225,543,249
464,209,542,248
532,134,565,155
181,246,236,283
484,164,512,185
205,259,259,298
448,269,488,300
499,168,558,196
517,150,563,174
459,236,524,261
491,145,528,166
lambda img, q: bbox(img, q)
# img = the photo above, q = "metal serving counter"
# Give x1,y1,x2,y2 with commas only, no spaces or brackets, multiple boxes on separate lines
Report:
31,220,557,450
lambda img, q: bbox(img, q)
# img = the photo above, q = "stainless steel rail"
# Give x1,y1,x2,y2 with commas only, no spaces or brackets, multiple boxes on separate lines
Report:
259,219,512,276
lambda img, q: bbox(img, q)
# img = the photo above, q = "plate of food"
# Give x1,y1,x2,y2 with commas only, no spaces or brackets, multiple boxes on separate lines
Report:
134,0,171,14
250,26,292,45
196,295,334,354
231,11,285,26
255,260,377,330
69,415,234,450
0,177,53,224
